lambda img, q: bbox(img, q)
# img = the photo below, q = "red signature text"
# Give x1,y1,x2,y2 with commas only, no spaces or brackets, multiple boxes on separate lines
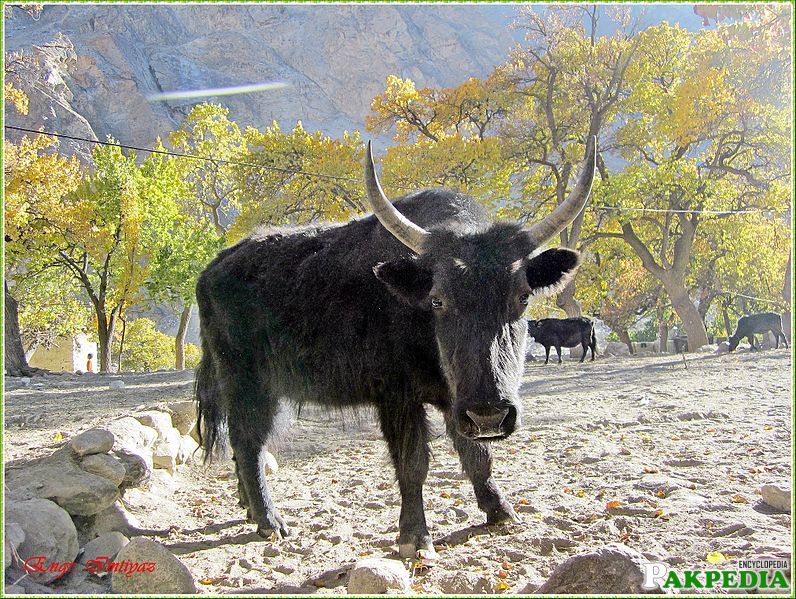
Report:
24,555,157,579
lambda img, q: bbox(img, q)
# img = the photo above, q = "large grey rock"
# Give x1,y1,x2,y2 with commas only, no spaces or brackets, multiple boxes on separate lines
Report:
437,570,495,593
113,448,151,488
177,434,200,465
6,498,79,584
152,427,181,472
110,538,196,594
70,428,115,456
80,453,126,487
134,410,176,439
106,416,157,453
761,483,792,513
6,6,516,162
6,447,119,516
167,400,197,435
4,521,26,569
536,544,668,594
604,342,630,357
347,558,411,594
79,531,129,571
86,501,142,538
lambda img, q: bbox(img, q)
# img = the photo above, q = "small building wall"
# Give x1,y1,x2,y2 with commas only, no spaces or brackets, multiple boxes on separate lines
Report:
28,334,97,373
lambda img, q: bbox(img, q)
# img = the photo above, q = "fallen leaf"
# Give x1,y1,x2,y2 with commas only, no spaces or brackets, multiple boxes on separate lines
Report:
731,494,748,504
606,500,622,509
706,552,726,564
52,432,63,442
497,570,508,579
643,467,659,474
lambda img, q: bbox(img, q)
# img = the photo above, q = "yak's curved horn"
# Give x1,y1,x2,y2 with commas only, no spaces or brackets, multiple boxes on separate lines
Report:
525,135,597,247
364,141,429,254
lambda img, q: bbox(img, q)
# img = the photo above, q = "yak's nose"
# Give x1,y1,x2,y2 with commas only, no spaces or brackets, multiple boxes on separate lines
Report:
460,405,517,439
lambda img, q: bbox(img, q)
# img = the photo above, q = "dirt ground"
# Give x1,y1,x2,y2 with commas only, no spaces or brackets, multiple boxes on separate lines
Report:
4,348,792,594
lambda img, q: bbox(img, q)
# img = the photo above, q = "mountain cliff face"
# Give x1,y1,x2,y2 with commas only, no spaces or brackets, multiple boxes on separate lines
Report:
6,4,519,148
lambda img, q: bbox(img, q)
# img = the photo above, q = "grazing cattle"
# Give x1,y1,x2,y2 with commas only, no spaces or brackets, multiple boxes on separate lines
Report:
728,312,788,351
195,137,596,558
527,317,597,364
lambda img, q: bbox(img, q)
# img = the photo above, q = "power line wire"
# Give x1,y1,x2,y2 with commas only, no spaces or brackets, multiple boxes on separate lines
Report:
5,124,786,216
4,124,369,186
595,205,776,216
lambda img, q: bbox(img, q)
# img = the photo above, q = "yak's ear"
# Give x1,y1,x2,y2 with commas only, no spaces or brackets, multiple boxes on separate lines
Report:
525,248,580,296
374,259,434,307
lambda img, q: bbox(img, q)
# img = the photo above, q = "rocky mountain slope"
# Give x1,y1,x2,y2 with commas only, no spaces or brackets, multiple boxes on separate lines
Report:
5,4,519,149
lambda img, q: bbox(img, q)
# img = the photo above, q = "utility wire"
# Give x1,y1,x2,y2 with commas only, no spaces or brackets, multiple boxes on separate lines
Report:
4,124,369,186
596,205,775,216
5,124,786,216
717,291,785,306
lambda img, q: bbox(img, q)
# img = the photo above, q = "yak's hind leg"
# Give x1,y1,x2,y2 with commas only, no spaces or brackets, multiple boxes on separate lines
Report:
446,416,519,526
579,340,588,363
378,402,433,559
227,386,289,538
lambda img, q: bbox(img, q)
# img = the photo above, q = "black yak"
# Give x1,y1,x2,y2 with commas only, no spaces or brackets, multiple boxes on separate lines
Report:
728,312,788,351
195,137,597,559
528,317,597,364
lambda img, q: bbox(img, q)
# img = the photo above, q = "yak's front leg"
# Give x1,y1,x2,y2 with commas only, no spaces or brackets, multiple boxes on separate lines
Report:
378,403,433,559
446,416,519,525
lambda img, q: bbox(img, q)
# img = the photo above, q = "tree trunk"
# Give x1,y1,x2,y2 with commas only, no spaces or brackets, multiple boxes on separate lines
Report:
175,304,192,371
555,279,582,317
4,282,39,377
783,254,792,341
96,308,118,373
668,286,709,350
657,320,668,354
618,329,634,354
722,305,733,339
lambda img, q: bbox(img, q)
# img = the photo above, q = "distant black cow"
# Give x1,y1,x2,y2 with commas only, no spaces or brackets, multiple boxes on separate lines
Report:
527,317,597,364
728,312,789,351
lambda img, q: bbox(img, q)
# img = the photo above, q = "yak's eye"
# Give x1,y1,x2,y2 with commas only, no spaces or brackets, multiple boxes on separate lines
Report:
519,293,530,306
431,297,444,310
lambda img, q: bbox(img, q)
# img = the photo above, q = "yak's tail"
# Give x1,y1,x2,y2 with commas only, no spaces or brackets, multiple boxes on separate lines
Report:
195,340,226,464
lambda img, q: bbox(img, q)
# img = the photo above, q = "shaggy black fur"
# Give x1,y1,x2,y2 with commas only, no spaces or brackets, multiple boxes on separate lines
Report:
195,188,580,553
528,317,598,364
728,312,789,351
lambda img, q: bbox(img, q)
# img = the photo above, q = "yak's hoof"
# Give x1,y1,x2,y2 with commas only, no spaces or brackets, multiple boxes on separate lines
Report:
487,504,520,525
255,513,290,539
398,533,435,560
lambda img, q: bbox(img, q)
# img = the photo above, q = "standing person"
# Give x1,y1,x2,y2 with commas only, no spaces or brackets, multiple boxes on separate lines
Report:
86,353,94,373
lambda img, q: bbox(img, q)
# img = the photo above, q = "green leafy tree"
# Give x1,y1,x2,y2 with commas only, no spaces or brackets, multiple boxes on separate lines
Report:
139,148,223,369
230,122,365,240
4,129,84,374
595,12,791,349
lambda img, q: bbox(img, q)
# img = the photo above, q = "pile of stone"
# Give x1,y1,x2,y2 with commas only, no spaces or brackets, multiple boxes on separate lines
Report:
5,401,201,594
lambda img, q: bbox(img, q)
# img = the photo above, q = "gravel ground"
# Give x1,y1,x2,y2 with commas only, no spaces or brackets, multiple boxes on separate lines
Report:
3,348,792,594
